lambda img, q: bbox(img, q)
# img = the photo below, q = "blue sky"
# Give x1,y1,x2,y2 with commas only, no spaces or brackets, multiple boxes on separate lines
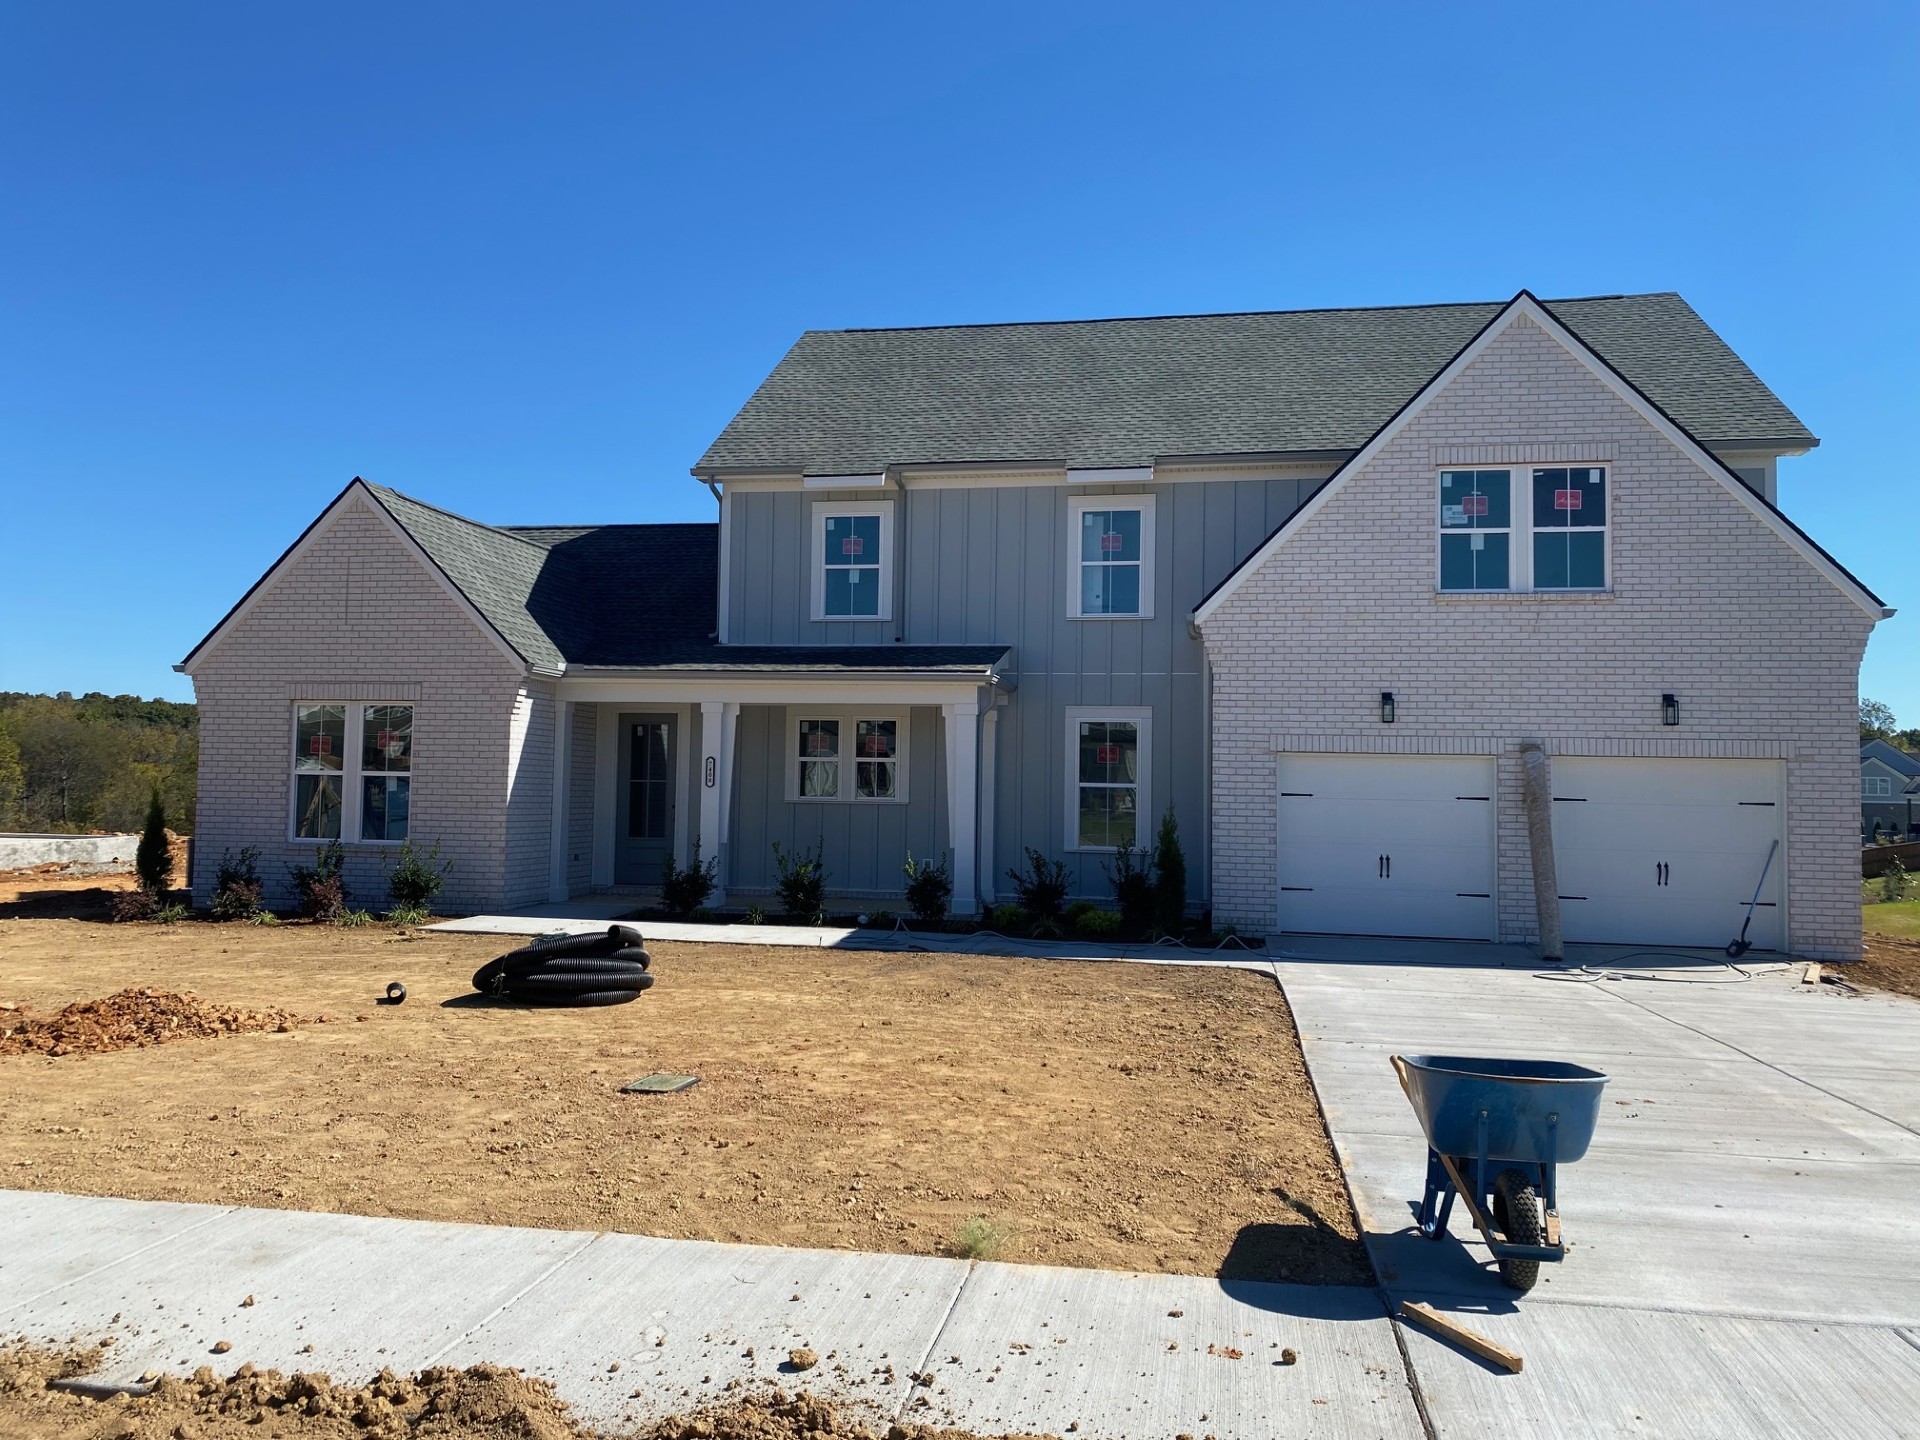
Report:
2,3,1915,713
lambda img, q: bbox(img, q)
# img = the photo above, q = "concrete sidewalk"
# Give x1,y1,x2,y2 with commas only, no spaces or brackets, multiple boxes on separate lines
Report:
0,1189,1420,1438
1278,957,1920,1438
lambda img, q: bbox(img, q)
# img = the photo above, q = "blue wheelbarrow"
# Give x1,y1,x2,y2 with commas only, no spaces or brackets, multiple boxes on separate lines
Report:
1390,1053,1608,1292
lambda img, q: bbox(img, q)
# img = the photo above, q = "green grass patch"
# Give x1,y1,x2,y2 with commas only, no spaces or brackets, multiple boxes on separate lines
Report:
1863,900,1920,940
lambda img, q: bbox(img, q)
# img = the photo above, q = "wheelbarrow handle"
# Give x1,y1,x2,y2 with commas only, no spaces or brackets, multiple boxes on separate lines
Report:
1389,1053,1414,1102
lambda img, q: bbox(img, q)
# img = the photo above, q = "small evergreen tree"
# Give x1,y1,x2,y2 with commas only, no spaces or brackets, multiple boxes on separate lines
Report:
1152,808,1187,935
135,789,172,895
1884,855,1910,903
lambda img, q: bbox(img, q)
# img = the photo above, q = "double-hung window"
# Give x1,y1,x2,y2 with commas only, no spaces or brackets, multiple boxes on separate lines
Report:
292,702,412,841
790,713,905,802
1439,466,1608,592
1064,706,1151,850
812,501,894,621
1067,494,1156,618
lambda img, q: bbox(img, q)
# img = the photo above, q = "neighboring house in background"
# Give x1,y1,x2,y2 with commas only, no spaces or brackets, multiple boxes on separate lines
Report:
180,290,1889,959
1860,738,1920,838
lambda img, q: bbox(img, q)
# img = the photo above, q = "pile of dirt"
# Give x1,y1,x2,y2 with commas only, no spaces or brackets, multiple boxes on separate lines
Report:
0,1347,1056,1440
0,988,305,1058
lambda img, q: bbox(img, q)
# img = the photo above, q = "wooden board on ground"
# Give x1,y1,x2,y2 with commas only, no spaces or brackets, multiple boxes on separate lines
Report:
1399,1300,1524,1373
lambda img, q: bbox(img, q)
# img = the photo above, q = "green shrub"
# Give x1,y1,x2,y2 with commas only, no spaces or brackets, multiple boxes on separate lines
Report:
384,838,450,911
245,909,281,926
1103,841,1155,933
1074,907,1122,936
384,904,431,927
155,902,189,925
661,838,719,917
864,909,897,929
772,839,828,923
334,908,377,927
211,846,264,921
1005,848,1071,921
987,903,1025,932
953,1217,1011,1261
1884,856,1911,902
1153,809,1188,934
135,790,172,895
745,904,766,925
287,839,347,921
902,851,953,925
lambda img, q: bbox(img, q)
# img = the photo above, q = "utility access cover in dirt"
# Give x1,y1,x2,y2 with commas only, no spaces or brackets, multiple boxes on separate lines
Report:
0,988,306,1058
0,1344,1055,1440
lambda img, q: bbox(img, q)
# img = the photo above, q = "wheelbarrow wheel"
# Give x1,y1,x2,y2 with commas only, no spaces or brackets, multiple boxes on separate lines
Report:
1492,1169,1542,1293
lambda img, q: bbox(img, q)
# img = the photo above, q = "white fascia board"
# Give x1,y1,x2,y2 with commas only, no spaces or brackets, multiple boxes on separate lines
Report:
557,676,995,707
1065,465,1154,486
802,473,891,489
1191,291,1890,627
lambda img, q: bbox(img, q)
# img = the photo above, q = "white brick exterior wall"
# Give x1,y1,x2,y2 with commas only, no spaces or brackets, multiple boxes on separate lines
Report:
1198,314,1875,960
188,494,534,914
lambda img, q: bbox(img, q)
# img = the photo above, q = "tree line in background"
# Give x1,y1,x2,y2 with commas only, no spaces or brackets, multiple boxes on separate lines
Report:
1861,699,1920,752
0,692,198,834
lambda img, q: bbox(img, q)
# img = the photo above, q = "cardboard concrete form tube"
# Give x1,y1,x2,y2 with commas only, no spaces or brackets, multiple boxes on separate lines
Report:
1521,742,1563,962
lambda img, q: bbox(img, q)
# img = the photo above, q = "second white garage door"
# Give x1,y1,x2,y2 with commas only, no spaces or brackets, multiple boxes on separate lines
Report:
1552,758,1785,950
1277,754,1497,940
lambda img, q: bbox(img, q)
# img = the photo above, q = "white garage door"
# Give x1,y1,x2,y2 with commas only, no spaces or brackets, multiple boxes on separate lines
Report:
1552,758,1784,950
1277,754,1497,940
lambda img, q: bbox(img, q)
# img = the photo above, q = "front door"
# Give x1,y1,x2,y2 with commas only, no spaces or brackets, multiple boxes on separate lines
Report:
615,714,677,886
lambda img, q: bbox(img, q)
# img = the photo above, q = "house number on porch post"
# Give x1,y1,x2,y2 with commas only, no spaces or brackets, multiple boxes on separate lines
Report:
704,756,716,788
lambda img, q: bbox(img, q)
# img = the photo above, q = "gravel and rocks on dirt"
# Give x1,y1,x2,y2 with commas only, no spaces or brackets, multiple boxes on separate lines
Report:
0,1344,1056,1440
0,988,307,1058
0,916,1366,1283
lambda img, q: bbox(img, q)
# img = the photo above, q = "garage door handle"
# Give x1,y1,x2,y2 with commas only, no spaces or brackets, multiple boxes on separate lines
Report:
1377,854,1391,879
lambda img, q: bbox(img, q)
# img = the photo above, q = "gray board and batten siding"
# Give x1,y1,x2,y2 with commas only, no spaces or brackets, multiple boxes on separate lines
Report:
722,474,1329,904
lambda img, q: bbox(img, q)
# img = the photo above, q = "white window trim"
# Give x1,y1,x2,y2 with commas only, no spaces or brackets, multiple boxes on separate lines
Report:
1066,493,1156,619
1063,705,1152,852
1864,774,1895,798
786,710,910,804
289,701,413,845
810,500,895,623
1435,465,1611,594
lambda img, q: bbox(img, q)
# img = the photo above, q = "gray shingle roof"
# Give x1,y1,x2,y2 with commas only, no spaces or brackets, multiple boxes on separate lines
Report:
694,292,1815,475
363,486,1007,674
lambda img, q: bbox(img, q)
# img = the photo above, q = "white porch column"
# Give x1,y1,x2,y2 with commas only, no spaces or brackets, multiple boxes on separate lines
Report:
978,704,999,912
717,702,740,886
943,700,981,916
548,700,572,903
698,701,726,905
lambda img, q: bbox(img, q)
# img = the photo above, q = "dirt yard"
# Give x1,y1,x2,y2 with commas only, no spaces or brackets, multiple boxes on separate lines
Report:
1856,934,1920,1002
0,910,1365,1284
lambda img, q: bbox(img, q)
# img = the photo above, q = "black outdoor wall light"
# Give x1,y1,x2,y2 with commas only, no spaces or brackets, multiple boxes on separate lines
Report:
1661,693,1680,726
1380,691,1396,724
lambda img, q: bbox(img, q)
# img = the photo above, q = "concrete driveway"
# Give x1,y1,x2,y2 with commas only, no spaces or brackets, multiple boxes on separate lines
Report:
1277,951,1920,1439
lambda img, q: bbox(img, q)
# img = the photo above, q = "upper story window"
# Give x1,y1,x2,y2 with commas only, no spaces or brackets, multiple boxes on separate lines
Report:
789,712,907,803
293,702,412,842
1438,467,1608,593
1067,494,1156,618
812,501,893,621
1864,774,1895,798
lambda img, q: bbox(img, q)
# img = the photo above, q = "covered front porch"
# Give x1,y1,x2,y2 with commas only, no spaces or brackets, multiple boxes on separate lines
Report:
543,661,1011,916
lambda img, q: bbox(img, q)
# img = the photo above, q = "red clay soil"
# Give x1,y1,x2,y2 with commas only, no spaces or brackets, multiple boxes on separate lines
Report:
0,988,308,1058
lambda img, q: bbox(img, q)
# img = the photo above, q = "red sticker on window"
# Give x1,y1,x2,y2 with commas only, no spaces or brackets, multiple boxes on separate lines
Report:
860,733,888,756
376,731,394,749
1462,493,1489,517
1555,489,1582,511
310,735,331,756
1095,743,1120,765
840,535,864,556
806,732,833,755
1100,531,1124,553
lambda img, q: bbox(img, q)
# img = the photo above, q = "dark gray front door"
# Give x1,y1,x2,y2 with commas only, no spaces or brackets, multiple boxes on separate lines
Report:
615,714,676,886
